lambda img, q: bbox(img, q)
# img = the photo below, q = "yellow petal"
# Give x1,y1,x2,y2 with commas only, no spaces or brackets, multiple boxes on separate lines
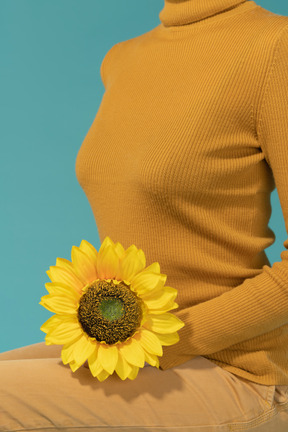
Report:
130,262,160,283
153,331,180,346
147,302,179,314
61,334,83,364
56,257,75,273
115,352,133,380
130,271,167,297
46,319,82,345
71,246,98,285
88,347,104,377
44,282,81,300
98,237,115,260
142,286,178,310
144,313,185,334
119,338,145,368
124,244,138,255
117,249,144,282
127,365,140,380
72,334,97,365
100,236,116,250
69,360,82,373
98,343,118,374
40,314,73,333
143,350,159,368
138,328,163,356
46,266,83,294
120,244,146,270
97,244,120,280
136,249,146,269
40,294,77,315
113,242,126,260
79,240,98,266
96,368,111,382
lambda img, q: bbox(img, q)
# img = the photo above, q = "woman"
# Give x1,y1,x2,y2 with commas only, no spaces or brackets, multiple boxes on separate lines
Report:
1,0,288,430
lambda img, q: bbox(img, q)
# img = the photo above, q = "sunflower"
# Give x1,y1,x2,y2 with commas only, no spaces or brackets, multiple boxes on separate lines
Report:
39,236,184,381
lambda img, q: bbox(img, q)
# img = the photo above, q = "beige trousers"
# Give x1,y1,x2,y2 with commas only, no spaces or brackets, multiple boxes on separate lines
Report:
1,342,288,432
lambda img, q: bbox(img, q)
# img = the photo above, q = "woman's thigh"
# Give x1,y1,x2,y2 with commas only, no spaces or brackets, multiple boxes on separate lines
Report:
0,341,62,360
1,347,288,432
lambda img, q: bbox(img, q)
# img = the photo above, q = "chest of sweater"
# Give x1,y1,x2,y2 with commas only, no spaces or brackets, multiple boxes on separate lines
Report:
76,27,274,206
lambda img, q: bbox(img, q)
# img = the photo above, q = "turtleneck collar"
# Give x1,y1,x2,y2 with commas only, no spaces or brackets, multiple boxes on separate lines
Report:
159,0,249,27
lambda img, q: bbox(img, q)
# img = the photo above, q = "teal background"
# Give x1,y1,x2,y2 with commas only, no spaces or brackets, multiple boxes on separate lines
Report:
1,0,288,353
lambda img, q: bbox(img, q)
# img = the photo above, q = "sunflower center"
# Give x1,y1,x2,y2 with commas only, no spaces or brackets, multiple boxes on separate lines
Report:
77,280,143,344
99,298,124,321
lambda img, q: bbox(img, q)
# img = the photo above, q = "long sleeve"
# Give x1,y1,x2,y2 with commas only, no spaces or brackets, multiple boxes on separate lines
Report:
159,24,288,370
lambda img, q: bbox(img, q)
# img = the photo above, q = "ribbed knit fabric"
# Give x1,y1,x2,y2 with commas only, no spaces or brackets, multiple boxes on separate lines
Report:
75,0,288,385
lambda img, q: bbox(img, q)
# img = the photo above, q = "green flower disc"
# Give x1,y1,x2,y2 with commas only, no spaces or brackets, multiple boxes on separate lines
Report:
77,280,143,344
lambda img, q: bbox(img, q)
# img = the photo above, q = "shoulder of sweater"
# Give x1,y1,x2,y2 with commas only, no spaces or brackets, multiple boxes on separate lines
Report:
248,6,288,41
100,9,288,82
99,28,156,84
247,10,288,73
109,10,288,53
104,26,157,57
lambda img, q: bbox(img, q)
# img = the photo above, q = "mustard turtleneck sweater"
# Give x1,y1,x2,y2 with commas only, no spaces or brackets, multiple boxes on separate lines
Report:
75,0,288,385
